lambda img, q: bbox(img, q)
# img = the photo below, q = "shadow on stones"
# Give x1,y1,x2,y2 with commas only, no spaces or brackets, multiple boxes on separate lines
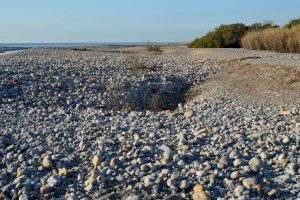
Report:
107,76,190,111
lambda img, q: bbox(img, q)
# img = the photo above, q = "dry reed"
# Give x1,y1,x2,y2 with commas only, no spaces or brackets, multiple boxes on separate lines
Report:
241,26,300,53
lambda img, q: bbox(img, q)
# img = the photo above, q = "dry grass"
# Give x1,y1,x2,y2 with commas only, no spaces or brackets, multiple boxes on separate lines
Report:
145,45,162,54
106,81,173,112
241,26,300,53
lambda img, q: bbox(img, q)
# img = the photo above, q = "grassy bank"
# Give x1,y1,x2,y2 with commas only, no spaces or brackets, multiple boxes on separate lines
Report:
189,19,300,53
189,22,277,48
241,26,300,53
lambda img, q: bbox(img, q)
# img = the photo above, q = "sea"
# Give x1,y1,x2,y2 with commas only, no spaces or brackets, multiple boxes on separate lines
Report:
0,42,178,48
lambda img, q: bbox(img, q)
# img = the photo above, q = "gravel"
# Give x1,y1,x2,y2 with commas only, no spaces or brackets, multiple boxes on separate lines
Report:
190,48,300,70
0,46,299,199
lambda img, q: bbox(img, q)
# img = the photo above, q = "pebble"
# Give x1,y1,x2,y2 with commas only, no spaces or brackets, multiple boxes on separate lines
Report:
179,180,190,189
18,194,29,200
234,185,245,197
58,168,67,176
233,159,243,167
218,156,231,168
192,184,210,200
160,144,173,161
47,175,61,187
109,158,117,168
282,136,290,144
184,111,195,118
230,171,240,180
92,155,100,166
42,155,53,168
260,152,268,160
40,185,54,195
248,157,262,172
242,178,255,189
267,189,277,197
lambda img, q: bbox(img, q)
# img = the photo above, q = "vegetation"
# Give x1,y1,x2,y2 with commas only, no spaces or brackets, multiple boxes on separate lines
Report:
241,25,300,53
248,22,279,31
284,18,300,29
189,23,248,48
189,19,299,51
189,31,224,48
146,45,162,52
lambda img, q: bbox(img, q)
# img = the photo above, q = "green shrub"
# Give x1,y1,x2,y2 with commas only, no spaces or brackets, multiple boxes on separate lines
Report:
189,30,224,48
218,23,248,47
284,19,300,29
189,23,247,48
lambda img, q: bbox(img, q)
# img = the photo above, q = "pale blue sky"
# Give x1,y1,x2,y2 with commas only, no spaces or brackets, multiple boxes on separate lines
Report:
0,0,299,43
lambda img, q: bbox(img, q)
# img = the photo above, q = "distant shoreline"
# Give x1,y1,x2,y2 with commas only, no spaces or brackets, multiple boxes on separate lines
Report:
0,42,180,49
0,47,29,54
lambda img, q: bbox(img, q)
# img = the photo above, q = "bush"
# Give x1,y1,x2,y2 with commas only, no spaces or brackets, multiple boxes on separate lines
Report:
189,22,278,48
284,19,300,29
189,23,248,48
189,31,224,48
189,19,299,50
146,45,162,52
241,26,300,53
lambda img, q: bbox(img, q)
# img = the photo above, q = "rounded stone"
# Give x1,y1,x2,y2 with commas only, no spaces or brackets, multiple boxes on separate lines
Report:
42,155,53,168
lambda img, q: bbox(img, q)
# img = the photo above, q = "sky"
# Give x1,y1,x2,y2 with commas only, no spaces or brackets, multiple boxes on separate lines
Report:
0,0,299,43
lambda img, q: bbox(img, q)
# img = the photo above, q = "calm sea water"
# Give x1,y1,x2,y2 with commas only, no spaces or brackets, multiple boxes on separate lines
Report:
0,42,178,48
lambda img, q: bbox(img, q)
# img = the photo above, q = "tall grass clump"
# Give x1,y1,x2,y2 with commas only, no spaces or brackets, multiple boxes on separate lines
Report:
241,26,300,53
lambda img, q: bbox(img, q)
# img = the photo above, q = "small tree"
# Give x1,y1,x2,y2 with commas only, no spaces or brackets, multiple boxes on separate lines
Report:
284,19,300,29
218,23,248,47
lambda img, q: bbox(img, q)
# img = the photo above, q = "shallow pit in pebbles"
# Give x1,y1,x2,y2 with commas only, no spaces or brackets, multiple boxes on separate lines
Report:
0,46,299,200
105,75,190,111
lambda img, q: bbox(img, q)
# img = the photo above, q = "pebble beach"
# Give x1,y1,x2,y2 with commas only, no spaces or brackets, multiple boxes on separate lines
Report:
0,46,299,200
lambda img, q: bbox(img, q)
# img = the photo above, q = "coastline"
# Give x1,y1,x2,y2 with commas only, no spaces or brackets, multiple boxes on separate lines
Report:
0,42,180,48
0,47,29,54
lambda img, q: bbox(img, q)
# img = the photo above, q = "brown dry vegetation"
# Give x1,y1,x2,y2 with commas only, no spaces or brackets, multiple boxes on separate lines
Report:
145,45,162,55
241,26,300,53
146,45,162,52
